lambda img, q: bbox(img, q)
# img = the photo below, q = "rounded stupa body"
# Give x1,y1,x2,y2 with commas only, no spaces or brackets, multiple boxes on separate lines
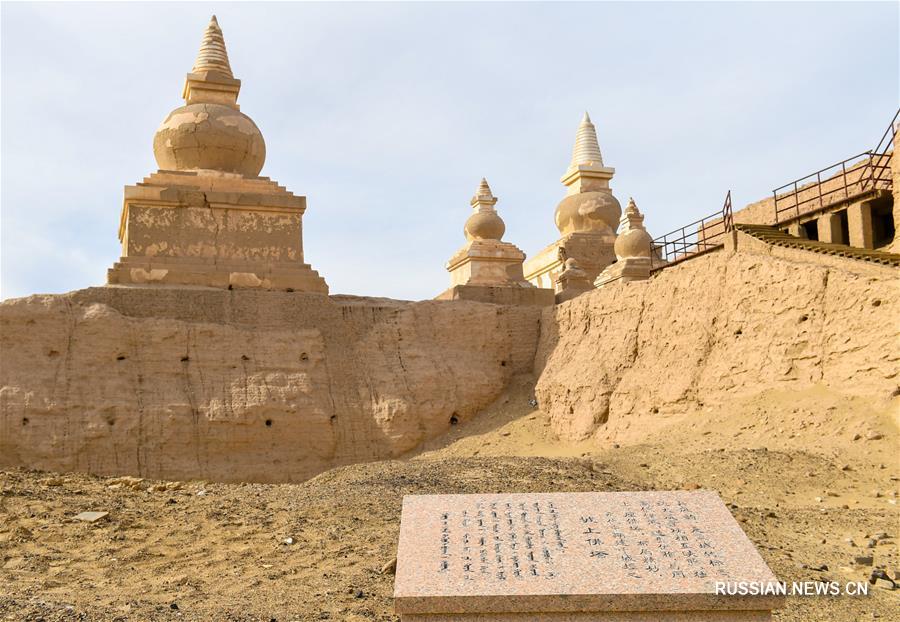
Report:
464,178,506,241
152,16,266,177
153,104,265,176
554,112,621,236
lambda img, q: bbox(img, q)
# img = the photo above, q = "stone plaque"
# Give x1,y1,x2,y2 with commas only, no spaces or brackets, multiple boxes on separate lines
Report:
394,491,783,620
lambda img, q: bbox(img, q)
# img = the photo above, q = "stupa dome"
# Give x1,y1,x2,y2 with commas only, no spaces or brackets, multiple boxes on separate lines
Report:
554,112,621,235
614,198,653,259
464,178,506,241
153,104,265,176
555,191,621,235
151,16,266,177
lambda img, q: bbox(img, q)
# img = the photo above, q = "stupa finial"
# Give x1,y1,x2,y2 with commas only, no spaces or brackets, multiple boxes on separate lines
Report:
472,177,497,205
568,110,604,171
181,16,242,107
192,15,233,78
624,197,639,215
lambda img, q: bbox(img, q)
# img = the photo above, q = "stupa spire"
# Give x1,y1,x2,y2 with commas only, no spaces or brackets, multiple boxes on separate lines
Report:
624,196,639,216
471,177,498,207
568,111,604,171
192,15,233,78
181,15,242,108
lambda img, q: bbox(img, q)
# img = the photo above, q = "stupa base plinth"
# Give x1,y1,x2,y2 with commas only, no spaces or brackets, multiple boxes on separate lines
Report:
108,256,328,292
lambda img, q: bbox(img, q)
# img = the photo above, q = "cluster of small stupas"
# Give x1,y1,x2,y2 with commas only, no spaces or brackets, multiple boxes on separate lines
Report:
107,16,656,304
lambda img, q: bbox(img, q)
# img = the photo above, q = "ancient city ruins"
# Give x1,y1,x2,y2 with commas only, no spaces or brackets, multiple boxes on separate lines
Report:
0,13,897,622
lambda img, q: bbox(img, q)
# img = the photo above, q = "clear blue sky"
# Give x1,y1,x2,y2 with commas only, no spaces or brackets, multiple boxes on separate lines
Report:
2,2,897,301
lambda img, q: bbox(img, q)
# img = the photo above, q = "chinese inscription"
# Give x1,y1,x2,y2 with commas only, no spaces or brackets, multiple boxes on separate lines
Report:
439,500,566,580
436,496,729,583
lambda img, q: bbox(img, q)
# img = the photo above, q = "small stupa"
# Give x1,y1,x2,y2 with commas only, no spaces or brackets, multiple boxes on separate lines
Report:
555,257,594,303
595,197,655,286
523,112,622,290
437,179,553,305
107,16,328,292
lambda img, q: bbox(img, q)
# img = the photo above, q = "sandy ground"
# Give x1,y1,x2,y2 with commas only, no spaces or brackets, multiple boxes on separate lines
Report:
1,378,898,621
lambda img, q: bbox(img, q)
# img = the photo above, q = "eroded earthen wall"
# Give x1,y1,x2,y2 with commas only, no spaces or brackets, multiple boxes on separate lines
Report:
0,289,541,482
534,250,899,441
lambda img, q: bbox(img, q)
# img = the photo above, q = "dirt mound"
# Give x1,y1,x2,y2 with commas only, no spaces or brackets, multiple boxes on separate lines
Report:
2,388,897,622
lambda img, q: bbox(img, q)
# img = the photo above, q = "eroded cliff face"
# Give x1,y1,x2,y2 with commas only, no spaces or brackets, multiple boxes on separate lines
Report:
2,249,896,482
0,288,541,482
534,250,899,441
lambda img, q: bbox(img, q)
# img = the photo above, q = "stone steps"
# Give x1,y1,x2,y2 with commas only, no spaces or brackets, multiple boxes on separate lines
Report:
734,224,900,268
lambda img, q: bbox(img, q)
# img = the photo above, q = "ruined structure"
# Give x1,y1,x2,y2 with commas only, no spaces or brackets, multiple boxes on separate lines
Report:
437,179,554,305
595,197,654,286
524,112,622,290
0,14,897,485
107,16,327,292
554,257,594,303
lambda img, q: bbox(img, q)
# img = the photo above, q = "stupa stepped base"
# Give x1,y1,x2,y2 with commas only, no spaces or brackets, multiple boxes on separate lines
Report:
595,256,652,287
108,256,328,292
435,284,555,306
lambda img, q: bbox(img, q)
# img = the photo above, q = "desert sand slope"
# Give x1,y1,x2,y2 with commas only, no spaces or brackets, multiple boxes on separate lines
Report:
0,412,900,622
1,376,898,621
535,250,899,442
0,288,541,482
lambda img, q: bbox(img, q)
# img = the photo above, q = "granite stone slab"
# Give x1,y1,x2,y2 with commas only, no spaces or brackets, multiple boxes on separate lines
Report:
394,491,783,616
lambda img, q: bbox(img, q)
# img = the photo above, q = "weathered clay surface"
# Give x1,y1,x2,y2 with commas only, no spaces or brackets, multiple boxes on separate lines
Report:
2,248,896,481
0,288,541,482
534,249,899,441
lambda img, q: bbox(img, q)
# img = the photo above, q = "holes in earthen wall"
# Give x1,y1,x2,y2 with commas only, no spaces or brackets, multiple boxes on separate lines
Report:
568,406,574,415
799,314,809,323
116,355,127,361
22,417,29,426
286,288,294,293
181,356,190,362
300,352,309,362
47,350,59,357
872,299,882,307
241,355,250,361
500,361,507,367
265,419,273,427
734,329,742,336
449,413,459,425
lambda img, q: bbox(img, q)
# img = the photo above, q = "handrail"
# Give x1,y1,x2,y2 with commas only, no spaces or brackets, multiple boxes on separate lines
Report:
772,107,898,225
861,108,899,192
650,190,732,271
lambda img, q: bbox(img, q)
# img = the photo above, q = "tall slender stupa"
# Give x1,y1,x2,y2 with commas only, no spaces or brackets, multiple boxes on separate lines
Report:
523,112,622,290
107,16,328,292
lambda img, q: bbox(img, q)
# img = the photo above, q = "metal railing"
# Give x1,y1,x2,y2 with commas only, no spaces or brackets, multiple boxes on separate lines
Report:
863,108,899,191
650,190,733,271
773,108,898,225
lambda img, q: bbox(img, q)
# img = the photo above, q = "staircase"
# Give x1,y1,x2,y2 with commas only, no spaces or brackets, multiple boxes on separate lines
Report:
734,223,900,268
